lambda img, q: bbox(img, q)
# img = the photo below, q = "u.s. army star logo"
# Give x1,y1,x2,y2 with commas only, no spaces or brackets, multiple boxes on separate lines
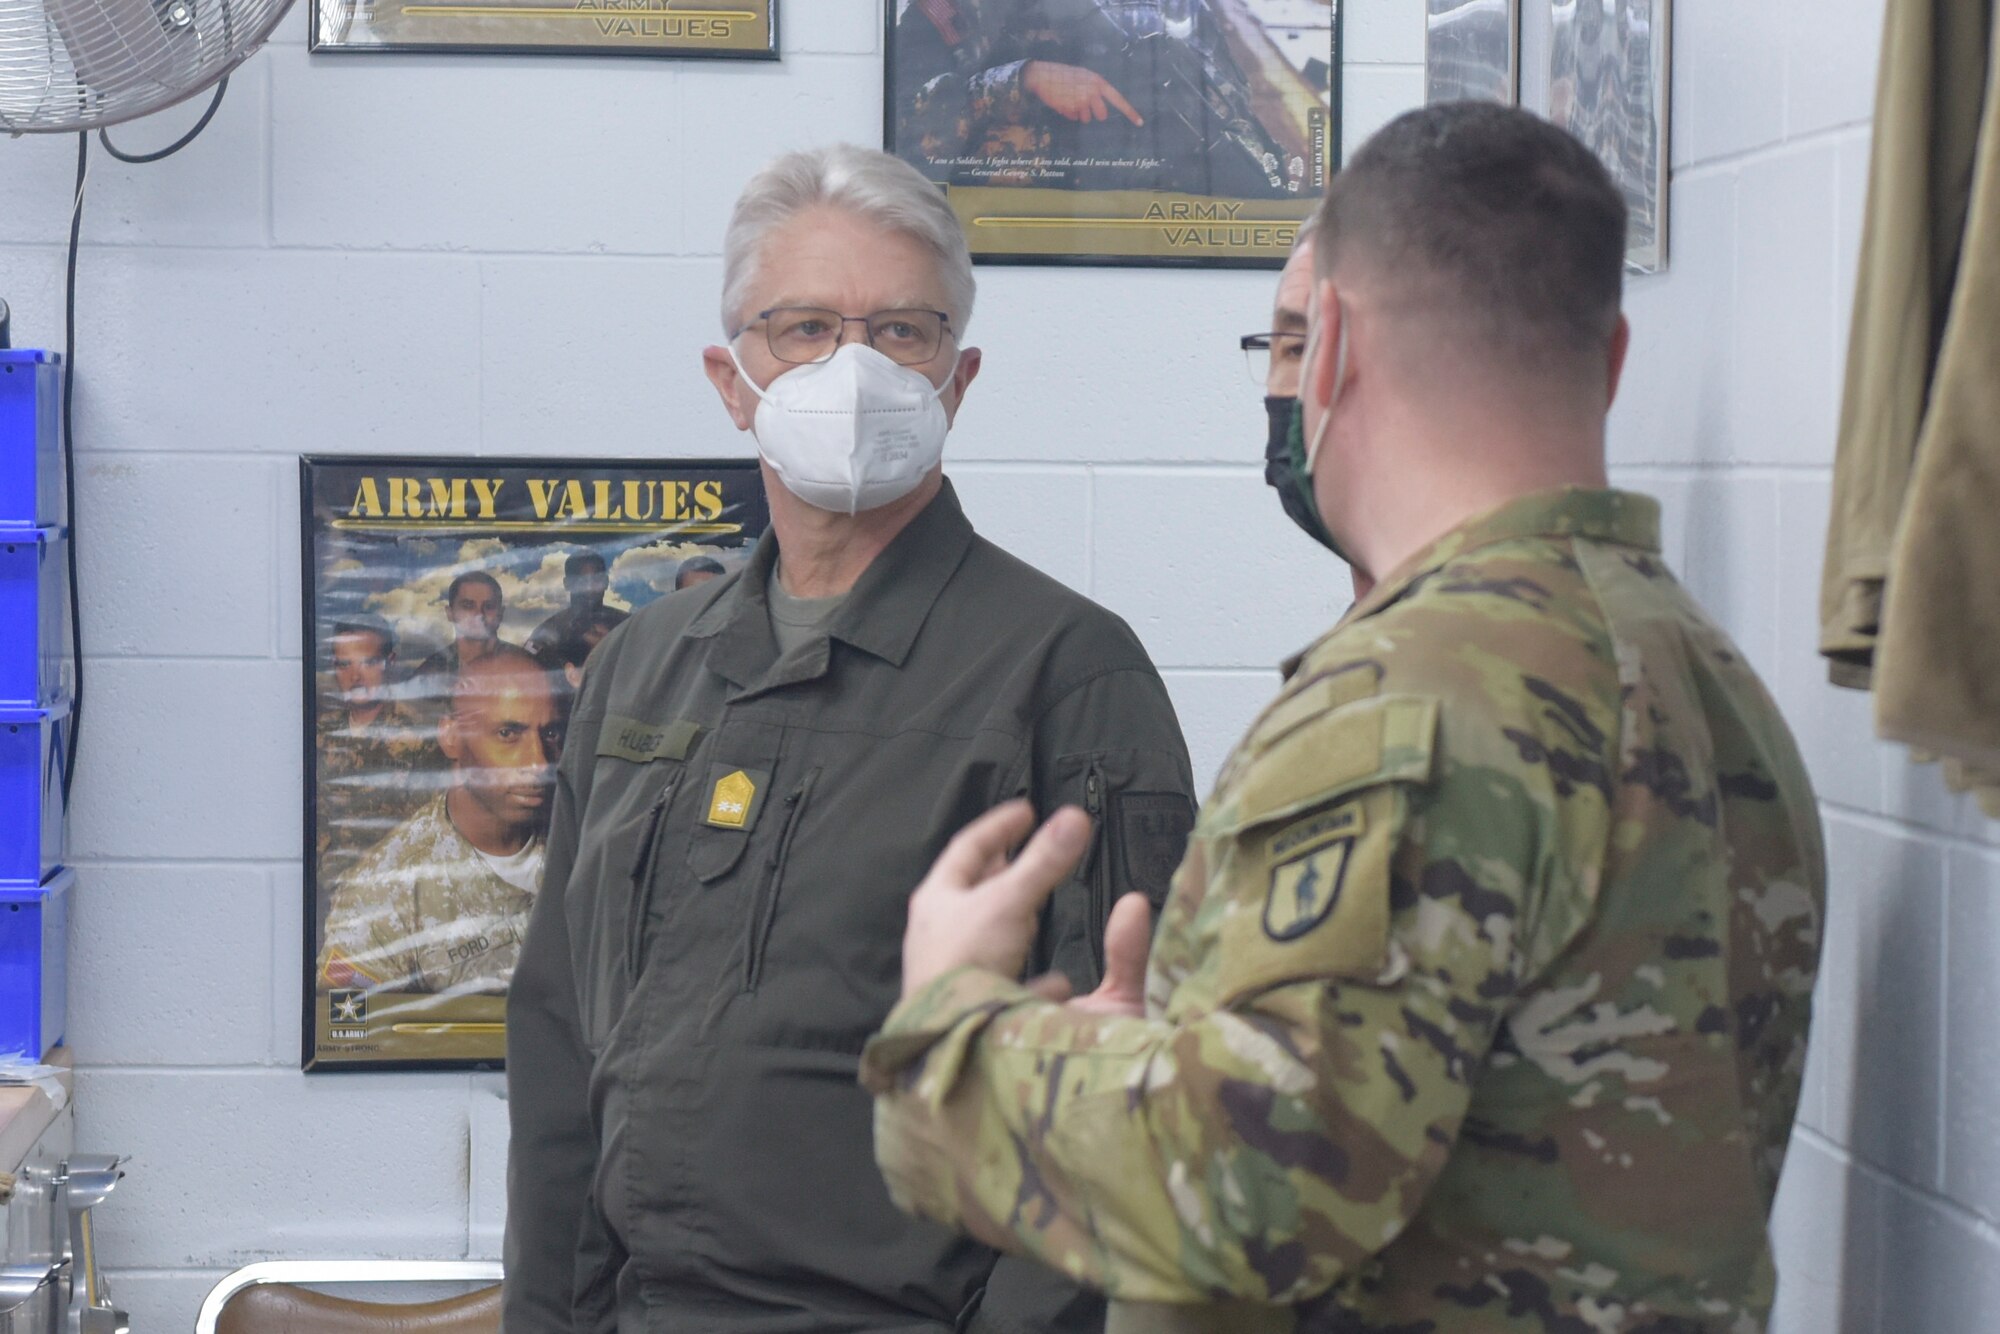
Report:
328,988,369,1041
707,769,757,828
1262,805,1363,942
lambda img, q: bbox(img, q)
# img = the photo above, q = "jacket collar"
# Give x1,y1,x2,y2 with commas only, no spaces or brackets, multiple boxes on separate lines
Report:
1282,486,1662,676
686,478,977,690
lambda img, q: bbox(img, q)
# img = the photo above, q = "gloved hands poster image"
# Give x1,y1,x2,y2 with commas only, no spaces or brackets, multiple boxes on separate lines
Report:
886,0,1340,266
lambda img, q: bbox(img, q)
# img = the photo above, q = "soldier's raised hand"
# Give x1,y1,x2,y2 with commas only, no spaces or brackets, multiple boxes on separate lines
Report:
1026,892,1152,1017
1022,60,1145,126
900,800,1092,1001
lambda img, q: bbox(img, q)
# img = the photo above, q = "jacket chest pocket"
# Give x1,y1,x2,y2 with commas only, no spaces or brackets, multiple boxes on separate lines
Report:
568,764,682,1051
742,766,820,993
685,719,787,885
624,774,682,980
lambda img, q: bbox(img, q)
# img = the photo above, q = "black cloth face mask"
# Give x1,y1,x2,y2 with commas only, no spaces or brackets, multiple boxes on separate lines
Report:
1263,395,1349,561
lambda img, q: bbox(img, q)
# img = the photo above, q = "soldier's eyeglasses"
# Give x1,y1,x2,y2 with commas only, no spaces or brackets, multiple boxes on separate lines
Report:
1240,331,1307,386
735,306,953,367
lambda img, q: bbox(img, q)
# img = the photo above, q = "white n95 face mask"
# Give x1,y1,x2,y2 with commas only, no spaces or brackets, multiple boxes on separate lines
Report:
729,342,952,515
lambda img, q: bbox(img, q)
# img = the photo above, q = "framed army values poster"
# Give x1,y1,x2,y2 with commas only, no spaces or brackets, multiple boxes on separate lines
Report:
299,456,770,1072
311,0,776,58
885,0,1341,267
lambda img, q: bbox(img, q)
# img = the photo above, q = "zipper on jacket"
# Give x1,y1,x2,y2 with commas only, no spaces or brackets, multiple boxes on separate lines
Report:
744,767,820,993
625,776,678,980
1084,763,1108,975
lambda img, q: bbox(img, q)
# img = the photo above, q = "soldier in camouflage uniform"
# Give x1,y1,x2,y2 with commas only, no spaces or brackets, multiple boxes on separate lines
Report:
315,617,439,896
527,550,628,659
320,644,564,994
408,569,509,724
891,0,1297,197
862,104,1826,1332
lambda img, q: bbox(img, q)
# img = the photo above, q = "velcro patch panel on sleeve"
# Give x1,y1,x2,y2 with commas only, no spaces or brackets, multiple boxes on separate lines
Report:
1221,694,1439,837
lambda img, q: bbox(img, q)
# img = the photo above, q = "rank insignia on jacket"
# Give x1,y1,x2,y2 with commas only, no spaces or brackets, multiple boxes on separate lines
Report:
1263,805,1363,942
706,768,760,829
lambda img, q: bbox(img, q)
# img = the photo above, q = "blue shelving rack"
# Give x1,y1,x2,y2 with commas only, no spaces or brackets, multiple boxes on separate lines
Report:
0,347,71,1061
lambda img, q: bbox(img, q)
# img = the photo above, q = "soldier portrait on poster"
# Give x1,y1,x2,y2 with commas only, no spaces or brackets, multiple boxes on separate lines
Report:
886,0,1341,266
299,455,769,1071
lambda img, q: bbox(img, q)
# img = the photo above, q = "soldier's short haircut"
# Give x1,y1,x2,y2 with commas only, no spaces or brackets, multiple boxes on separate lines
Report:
445,569,504,608
329,615,395,659
1287,196,1325,260
449,642,550,716
565,550,608,579
1313,102,1627,370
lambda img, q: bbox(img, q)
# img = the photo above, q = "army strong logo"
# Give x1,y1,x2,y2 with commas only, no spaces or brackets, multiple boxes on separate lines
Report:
329,988,368,1041
1261,804,1362,942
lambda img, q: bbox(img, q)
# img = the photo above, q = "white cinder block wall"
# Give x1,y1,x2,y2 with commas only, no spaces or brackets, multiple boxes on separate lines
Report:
0,1,1992,1328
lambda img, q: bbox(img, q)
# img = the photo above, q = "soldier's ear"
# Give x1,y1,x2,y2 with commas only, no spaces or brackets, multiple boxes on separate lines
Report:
438,712,463,762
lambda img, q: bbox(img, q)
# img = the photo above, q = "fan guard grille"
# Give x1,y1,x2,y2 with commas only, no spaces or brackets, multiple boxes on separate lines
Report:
1,0,291,133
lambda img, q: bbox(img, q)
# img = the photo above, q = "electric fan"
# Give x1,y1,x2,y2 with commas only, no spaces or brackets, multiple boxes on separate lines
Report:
1,0,292,133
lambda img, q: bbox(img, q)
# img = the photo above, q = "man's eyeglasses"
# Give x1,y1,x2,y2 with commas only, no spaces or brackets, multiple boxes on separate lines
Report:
735,306,953,367
1240,331,1307,385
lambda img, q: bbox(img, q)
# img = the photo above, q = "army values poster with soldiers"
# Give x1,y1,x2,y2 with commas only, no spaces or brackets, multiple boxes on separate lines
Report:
300,456,770,1071
886,0,1341,266
310,0,775,59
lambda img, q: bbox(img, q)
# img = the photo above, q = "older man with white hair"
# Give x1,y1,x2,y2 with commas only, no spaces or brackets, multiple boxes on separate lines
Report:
504,144,1196,1334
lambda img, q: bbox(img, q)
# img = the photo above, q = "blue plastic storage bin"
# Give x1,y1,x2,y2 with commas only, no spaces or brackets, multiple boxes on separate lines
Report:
0,868,71,1061
0,700,70,885
0,349,62,531
0,526,71,708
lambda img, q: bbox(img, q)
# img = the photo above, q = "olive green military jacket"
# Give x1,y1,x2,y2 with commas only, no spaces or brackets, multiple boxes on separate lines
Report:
505,482,1196,1334
864,488,1826,1333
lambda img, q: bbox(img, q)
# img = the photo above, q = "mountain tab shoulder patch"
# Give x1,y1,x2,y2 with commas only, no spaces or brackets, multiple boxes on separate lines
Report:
1262,804,1363,941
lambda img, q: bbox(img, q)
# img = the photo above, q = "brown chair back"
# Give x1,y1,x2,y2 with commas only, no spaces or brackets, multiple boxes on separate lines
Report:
214,1282,501,1334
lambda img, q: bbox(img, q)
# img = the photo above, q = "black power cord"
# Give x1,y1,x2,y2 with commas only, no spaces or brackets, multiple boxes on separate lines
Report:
98,76,229,165
57,78,229,802
61,132,86,803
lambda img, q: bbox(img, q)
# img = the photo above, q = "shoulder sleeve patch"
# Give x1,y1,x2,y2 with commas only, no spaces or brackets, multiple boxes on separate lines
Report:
1217,783,1412,1004
1111,791,1196,910
1260,802,1364,941
1206,696,1439,1007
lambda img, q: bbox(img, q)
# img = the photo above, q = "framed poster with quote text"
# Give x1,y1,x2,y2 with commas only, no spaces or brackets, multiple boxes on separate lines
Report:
886,0,1341,268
